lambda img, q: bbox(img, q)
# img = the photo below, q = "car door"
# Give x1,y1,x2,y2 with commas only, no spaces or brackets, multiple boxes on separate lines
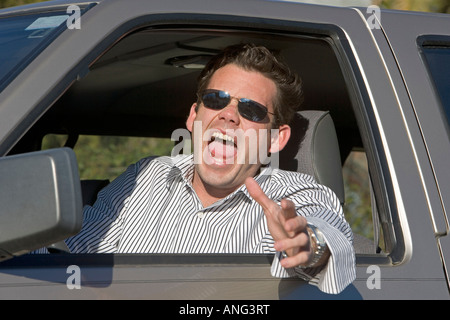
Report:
377,10,450,293
0,0,448,300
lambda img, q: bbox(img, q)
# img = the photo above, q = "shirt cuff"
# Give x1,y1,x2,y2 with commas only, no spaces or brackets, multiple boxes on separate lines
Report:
270,217,356,295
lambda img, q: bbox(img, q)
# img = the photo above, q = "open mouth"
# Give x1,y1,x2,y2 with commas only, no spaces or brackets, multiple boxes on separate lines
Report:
207,131,238,164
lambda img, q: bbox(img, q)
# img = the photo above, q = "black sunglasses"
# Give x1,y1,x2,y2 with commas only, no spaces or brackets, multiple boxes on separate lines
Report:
199,89,275,123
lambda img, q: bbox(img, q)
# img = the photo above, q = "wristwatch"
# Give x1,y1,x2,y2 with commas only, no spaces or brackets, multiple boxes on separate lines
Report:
282,223,328,268
301,223,327,268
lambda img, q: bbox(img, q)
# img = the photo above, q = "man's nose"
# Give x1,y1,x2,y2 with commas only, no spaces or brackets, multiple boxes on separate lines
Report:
218,98,240,124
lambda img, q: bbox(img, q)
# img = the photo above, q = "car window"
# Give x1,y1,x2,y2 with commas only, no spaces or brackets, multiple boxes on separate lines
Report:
420,41,450,127
44,136,382,253
13,26,395,260
343,151,373,240
0,4,95,93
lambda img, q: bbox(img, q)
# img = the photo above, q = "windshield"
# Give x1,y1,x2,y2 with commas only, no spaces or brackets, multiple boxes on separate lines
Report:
0,5,95,93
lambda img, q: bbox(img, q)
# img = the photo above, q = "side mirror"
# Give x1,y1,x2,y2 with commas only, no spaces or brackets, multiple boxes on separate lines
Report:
0,148,83,261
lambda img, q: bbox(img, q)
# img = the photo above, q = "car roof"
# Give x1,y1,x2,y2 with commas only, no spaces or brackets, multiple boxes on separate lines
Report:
1,0,447,16
0,0,96,14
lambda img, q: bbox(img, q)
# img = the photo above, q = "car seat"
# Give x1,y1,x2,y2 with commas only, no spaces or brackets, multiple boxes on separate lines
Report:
279,110,376,254
279,110,345,204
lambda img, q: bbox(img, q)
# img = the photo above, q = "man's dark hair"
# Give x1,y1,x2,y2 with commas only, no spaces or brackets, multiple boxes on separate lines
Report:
196,43,304,127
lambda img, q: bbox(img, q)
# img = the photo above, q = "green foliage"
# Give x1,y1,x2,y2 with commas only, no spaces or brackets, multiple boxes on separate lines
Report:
342,152,374,240
43,134,175,181
0,0,46,9
379,0,449,13
75,136,174,180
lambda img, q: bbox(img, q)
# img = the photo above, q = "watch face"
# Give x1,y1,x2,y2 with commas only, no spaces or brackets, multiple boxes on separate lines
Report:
298,224,328,269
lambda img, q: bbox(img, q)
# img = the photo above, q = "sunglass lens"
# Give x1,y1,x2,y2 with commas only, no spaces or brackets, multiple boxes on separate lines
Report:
201,90,269,123
202,91,229,110
238,100,268,122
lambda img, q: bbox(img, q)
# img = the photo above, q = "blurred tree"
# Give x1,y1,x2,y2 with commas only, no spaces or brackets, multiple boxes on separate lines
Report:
43,134,175,181
0,0,46,8
377,0,449,13
343,151,374,240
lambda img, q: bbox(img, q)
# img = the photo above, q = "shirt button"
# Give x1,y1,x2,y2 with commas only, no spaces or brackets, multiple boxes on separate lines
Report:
197,211,204,219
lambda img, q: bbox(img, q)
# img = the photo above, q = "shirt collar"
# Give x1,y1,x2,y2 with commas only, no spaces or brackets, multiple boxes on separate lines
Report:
166,154,195,188
238,165,273,201
166,154,274,201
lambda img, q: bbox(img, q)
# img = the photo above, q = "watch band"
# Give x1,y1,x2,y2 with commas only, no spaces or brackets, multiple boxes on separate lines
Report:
299,223,327,269
280,223,328,268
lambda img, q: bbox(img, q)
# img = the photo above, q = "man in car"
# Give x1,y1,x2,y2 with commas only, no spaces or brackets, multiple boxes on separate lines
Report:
66,43,356,294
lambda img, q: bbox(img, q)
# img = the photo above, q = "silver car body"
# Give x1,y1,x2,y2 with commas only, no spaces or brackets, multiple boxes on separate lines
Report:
0,0,449,299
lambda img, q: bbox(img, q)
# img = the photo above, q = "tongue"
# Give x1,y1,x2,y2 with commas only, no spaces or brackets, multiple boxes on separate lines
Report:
208,140,236,162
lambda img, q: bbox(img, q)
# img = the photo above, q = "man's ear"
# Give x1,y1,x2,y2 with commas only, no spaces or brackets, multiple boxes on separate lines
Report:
186,103,198,132
269,124,291,153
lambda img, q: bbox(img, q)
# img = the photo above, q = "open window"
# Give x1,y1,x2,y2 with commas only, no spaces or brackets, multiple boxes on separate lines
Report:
8,24,398,263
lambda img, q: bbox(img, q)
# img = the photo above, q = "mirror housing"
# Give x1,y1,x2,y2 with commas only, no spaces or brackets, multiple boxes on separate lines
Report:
0,148,82,261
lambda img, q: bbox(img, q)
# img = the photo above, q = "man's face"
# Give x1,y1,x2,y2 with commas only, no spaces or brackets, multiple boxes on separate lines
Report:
186,63,290,199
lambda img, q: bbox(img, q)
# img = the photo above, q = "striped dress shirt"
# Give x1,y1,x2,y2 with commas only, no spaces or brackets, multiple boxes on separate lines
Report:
66,154,356,294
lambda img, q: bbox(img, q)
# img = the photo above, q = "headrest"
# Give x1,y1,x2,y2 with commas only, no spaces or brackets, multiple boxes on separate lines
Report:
278,110,345,204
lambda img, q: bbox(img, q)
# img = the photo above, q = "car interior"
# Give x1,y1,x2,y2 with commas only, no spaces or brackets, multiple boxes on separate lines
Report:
8,27,378,255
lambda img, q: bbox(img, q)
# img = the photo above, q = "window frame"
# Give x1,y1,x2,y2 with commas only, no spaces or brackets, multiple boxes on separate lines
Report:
3,12,405,268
